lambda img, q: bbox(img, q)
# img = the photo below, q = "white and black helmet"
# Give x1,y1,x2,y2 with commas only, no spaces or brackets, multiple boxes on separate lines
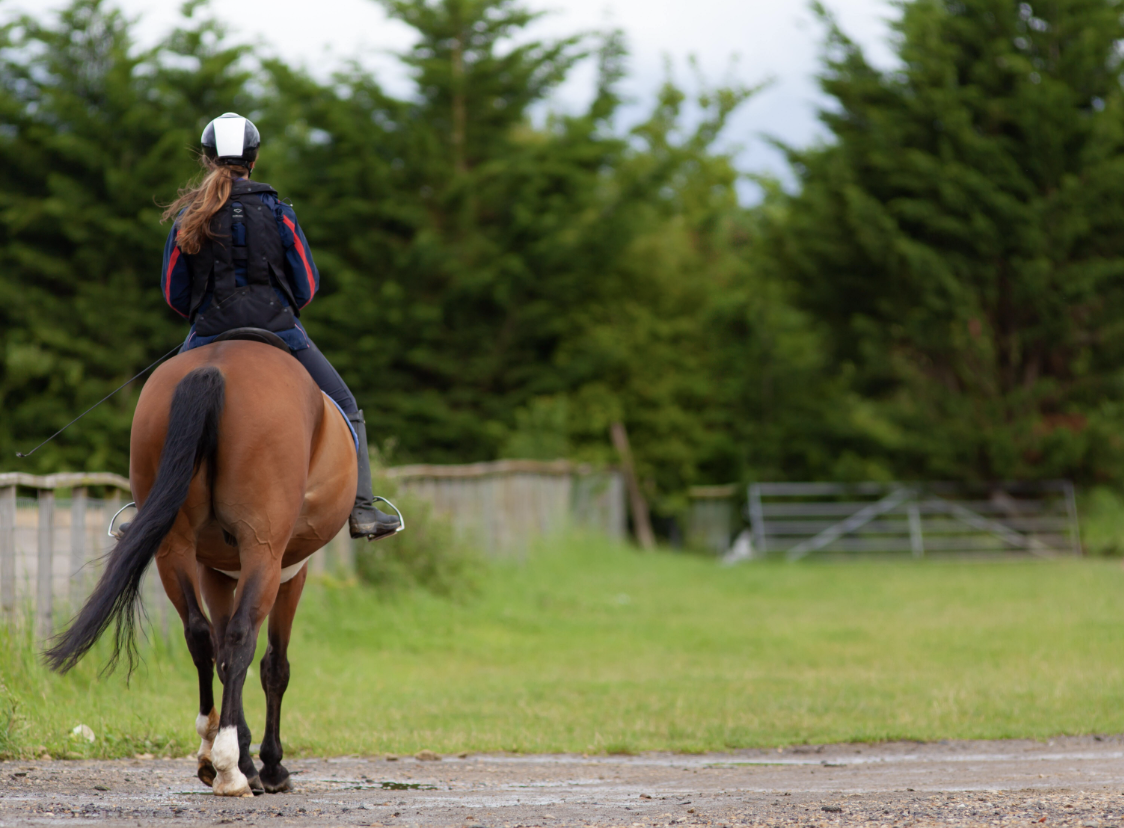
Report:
201,112,260,168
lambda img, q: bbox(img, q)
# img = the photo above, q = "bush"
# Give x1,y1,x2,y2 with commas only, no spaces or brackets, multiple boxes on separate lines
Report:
1078,487,1124,558
354,489,481,595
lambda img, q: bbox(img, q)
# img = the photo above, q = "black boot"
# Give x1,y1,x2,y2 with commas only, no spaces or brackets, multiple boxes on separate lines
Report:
347,410,403,541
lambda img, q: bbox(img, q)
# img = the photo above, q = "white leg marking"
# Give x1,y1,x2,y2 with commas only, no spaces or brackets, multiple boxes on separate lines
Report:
211,726,251,797
196,709,219,764
211,726,239,770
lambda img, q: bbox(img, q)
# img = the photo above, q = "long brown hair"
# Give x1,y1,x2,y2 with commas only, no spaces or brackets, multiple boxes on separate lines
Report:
161,158,249,254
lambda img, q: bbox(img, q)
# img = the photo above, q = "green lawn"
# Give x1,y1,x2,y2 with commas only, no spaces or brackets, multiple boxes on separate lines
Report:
2,537,1123,760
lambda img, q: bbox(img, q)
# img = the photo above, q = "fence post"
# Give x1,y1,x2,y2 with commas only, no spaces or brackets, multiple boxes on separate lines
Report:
70,486,87,605
608,472,626,540
335,532,355,576
37,488,55,639
908,501,924,558
1063,480,1082,557
748,484,767,556
106,489,121,532
144,566,169,646
0,486,14,616
161,584,170,643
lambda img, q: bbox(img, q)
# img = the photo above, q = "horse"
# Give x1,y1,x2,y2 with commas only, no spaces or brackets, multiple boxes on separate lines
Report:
44,334,358,797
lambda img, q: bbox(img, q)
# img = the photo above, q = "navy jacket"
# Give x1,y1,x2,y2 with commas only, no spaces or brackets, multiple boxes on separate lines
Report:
161,189,320,351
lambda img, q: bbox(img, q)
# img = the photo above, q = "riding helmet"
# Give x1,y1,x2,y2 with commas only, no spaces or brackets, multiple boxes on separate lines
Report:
201,112,260,169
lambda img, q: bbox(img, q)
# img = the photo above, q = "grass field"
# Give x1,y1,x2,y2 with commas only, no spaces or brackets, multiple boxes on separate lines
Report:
2,537,1124,760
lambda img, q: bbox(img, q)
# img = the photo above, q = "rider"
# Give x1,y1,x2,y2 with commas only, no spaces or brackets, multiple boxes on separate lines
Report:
160,112,400,542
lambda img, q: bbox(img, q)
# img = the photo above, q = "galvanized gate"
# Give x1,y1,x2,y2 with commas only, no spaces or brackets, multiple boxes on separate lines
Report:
748,481,1081,560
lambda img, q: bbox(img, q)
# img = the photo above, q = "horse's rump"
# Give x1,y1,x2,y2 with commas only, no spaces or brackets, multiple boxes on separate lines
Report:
133,342,354,567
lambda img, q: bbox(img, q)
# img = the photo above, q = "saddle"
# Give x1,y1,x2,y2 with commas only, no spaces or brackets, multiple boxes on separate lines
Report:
212,327,359,454
213,327,290,353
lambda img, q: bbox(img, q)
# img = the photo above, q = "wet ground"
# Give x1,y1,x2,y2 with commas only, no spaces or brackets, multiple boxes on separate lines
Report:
3,735,1124,826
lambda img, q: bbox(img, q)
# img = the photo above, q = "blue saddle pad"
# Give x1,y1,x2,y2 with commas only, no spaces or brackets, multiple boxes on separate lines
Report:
322,393,359,454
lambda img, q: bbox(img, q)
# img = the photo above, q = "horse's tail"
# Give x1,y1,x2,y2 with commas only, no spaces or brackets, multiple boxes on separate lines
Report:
43,366,225,676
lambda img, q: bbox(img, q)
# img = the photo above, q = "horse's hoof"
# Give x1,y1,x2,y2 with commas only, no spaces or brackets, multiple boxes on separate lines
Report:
260,761,293,793
213,769,252,797
214,780,253,797
261,774,292,793
247,774,265,796
197,758,216,788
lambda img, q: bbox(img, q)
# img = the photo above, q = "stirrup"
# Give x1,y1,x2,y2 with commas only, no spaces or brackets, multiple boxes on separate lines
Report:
350,496,405,542
373,497,405,532
108,502,136,541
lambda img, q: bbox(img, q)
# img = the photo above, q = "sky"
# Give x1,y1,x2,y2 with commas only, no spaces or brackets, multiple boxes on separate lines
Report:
9,0,901,199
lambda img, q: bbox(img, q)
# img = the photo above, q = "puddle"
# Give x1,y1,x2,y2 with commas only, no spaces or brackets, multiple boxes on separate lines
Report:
342,781,438,791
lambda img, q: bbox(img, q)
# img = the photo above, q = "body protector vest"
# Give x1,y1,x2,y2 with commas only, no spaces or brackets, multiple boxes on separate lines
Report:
186,180,300,338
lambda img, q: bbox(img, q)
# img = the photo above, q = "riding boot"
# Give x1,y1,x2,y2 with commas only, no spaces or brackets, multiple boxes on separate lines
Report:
347,410,402,541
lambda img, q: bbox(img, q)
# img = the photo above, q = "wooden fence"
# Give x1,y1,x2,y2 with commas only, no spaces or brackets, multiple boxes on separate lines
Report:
0,462,625,636
384,459,626,556
686,485,739,555
0,473,137,640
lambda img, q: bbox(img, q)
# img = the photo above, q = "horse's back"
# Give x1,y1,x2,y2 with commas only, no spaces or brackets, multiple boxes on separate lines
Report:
140,340,320,419
133,341,322,481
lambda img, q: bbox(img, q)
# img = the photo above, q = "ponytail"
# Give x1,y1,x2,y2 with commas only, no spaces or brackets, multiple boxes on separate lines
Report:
161,158,249,254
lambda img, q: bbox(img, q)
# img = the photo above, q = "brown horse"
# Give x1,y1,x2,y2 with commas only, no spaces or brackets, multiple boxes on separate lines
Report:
45,338,357,796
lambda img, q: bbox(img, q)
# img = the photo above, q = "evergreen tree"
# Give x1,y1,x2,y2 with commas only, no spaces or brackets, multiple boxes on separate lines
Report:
266,1,768,493
0,0,251,474
0,0,843,522
262,0,827,511
769,0,1124,481
260,0,601,462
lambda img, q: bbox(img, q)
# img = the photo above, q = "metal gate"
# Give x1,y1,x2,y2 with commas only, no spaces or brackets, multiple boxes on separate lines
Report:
747,481,1081,561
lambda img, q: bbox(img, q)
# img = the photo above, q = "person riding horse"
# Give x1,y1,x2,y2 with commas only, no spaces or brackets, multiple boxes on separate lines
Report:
43,113,403,798
160,112,399,541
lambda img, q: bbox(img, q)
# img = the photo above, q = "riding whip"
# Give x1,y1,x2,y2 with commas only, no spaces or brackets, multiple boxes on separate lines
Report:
15,343,183,458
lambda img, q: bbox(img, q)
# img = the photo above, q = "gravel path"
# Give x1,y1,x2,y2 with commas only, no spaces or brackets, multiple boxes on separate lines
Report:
2,735,1124,826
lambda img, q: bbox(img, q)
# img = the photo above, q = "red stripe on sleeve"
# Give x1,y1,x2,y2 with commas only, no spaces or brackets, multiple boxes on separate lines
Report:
164,247,187,317
282,215,316,307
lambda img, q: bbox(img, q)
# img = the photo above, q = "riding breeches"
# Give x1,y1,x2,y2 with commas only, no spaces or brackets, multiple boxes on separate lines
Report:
291,341,359,417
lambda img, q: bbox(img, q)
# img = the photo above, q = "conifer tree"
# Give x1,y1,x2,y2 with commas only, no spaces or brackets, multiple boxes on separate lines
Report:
770,0,1124,480
0,0,251,473
0,0,835,519
265,0,797,508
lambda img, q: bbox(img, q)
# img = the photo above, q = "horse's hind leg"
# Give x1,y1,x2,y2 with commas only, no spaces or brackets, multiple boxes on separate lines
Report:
185,596,219,786
155,527,219,788
258,564,307,793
